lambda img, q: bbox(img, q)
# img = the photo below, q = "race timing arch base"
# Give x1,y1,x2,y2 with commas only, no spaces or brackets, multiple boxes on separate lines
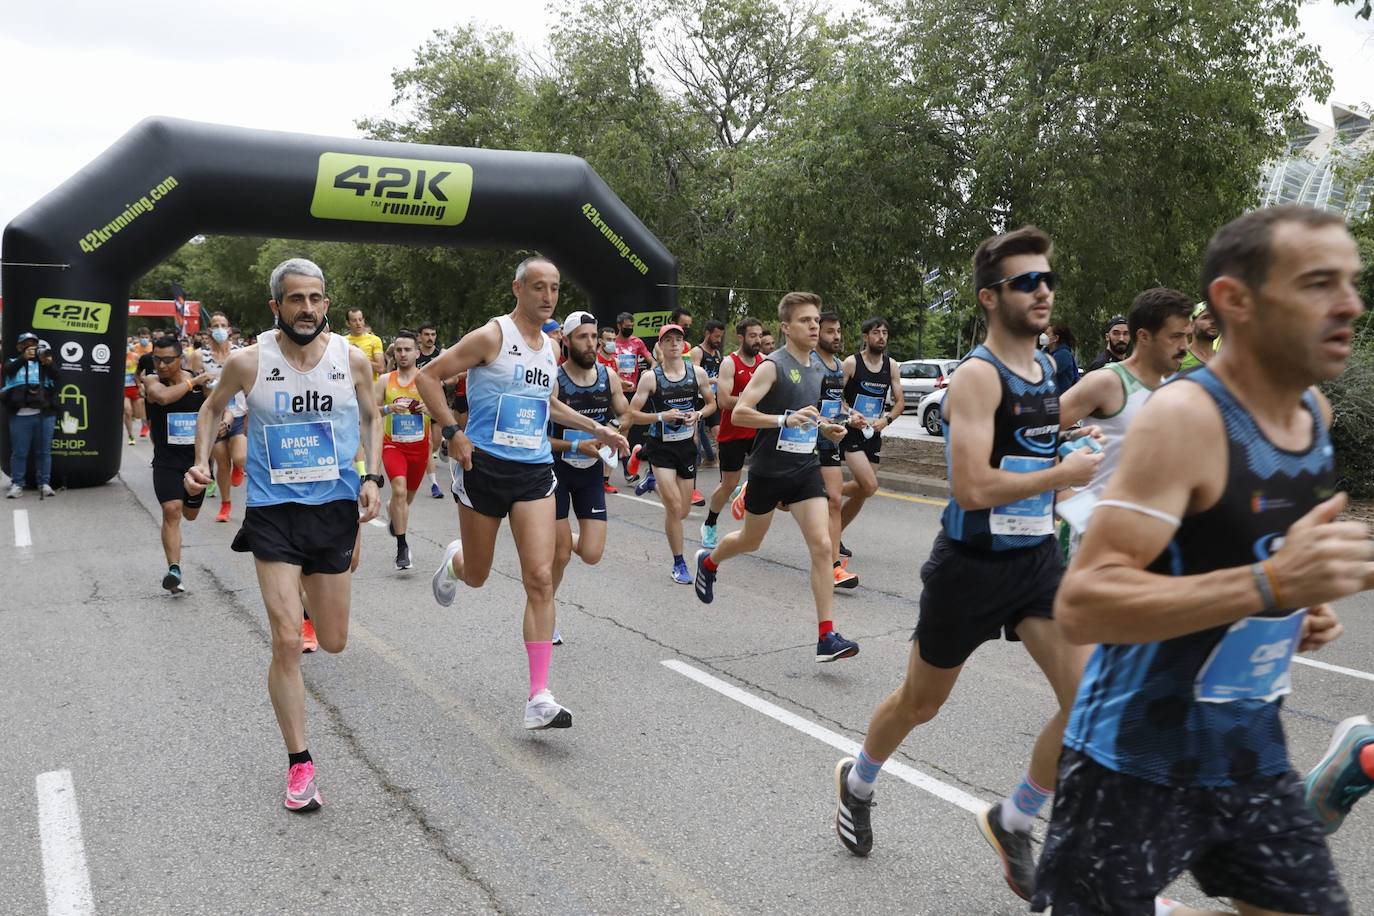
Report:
0,117,677,488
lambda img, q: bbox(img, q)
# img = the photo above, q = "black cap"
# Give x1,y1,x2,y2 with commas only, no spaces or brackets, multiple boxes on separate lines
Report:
1105,315,1128,331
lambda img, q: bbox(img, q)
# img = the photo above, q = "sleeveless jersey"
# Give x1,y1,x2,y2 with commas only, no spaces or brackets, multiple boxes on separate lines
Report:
718,352,761,442
382,370,429,444
145,372,207,470
465,315,556,464
552,363,612,469
817,352,846,451
244,330,360,507
1065,369,1335,787
647,364,702,442
843,352,892,422
749,349,823,477
1086,362,1153,497
199,344,248,417
940,346,1060,551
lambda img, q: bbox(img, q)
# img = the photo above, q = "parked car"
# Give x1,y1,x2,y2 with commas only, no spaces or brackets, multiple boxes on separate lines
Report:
917,388,946,436
894,359,959,411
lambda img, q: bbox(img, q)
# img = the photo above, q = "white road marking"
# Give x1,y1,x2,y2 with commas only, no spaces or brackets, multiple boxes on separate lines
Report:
662,659,984,813
35,769,94,916
1296,655,1374,685
610,492,703,513
14,509,32,547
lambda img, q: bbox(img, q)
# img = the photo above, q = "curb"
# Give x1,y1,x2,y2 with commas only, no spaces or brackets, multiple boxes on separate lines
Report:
840,465,949,499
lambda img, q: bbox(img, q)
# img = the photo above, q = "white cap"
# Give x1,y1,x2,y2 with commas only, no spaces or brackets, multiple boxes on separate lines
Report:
561,311,597,337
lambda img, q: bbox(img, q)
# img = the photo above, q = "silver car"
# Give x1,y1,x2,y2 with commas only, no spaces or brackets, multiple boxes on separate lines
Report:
896,359,959,411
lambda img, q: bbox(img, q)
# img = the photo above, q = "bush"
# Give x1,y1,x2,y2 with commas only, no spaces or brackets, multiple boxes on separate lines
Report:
1323,343,1374,499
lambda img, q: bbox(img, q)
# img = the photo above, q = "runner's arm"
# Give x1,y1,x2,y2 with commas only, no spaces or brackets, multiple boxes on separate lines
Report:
1057,383,1373,644
715,357,738,411
1056,367,1115,429
695,366,717,419
882,357,905,422
144,369,211,405
945,359,1094,510
190,348,252,471
625,371,661,426
730,361,816,428
416,323,500,430
608,371,632,424
367,339,385,377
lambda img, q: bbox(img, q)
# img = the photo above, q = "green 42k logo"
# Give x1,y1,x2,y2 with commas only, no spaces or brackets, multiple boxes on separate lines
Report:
311,153,472,226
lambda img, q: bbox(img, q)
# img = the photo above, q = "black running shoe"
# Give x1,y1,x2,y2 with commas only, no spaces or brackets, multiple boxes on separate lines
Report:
395,544,412,570
161,565,185,595
977,803,1036,901
834,757,874,856
694,548,715,604
839,541,852,558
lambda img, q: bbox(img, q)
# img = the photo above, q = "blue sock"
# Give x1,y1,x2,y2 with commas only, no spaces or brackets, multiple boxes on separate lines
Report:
847,748,883,798
1001,773,1051,832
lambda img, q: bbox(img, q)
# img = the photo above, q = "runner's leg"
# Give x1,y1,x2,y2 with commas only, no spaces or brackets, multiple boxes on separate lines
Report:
159,499,183,567
254,559,310,753
789,496,835,626
840,449,878,530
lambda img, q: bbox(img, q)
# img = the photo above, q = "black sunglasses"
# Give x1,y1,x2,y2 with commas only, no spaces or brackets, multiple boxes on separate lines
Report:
152,354,181,364
987,270,1057,293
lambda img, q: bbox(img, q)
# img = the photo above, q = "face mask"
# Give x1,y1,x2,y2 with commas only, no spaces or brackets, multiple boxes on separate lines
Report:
275,312,329,347
211,328,230,344
602,340,616,353
1038,333,1049,347
140,337,150,346
619,327,632,338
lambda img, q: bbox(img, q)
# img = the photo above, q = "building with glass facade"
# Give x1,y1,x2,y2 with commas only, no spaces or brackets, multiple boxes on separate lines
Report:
1259,104,1373,219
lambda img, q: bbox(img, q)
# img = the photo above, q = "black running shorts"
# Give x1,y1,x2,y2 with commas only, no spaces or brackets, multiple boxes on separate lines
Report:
818,443,842,468
231,500,359,576
554,461,608,522
642,437,697,479
913,531,1060,668
839,428,881,463
742,469,827,515
451,448,555,519
1032,749,1349,915
152,464,206,509
717,436,754,473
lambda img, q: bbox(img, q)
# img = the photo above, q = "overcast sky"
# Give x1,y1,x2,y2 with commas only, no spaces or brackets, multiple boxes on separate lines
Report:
1,0,1370,233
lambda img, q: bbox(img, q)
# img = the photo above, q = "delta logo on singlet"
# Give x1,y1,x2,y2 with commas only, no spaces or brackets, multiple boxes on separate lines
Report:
512,363,550,390
275,390,334,413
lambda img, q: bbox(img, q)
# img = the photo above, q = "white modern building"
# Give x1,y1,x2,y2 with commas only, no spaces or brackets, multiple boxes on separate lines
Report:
1259,103,1373,219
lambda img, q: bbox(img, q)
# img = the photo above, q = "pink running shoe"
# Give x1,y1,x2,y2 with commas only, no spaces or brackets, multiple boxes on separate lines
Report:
284,761,322,812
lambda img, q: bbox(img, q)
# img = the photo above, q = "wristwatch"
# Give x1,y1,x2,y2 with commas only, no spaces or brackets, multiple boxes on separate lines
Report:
360,473,386,488
441,423,461,441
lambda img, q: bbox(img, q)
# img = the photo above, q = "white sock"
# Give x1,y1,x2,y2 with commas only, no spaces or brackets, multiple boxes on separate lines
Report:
999,802,1036,833
428,472,438,486
1154,899,1180,916
846,766,873,799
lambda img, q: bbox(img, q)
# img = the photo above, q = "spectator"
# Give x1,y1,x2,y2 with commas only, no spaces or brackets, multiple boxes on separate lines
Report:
4,332,61,498
1084,314,1129,372
1046,322,1079,392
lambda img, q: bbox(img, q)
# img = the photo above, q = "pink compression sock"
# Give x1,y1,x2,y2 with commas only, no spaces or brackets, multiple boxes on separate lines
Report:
526,641,553,699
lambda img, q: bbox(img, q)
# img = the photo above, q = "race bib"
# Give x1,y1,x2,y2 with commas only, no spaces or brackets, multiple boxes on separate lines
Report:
560,429,599,468
125,370,136,387
617,352,637,378
853,394,884,420
166,412,198,446
493,395,548,449
389,411,426,443
1195,610,1305,703
660,405,695,442
820,399,843,420
989,455,1054,536
776,410,818,453
263,420,339,485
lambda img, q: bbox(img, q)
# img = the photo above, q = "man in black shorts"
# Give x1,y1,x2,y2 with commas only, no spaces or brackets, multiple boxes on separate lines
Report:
690,318,725,467
700,318,763,549
693,292,857,662
627,323,716,584
816,311,861,588
838,317,904,554
141,335,215,594
550,311,630,600
831,228,1102,904
1034,206,1370,916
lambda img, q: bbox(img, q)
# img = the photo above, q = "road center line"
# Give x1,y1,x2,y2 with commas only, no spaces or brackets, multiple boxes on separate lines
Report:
14,509,32,547
1295,655,1374,685
661,659,984,814
35,769,94,916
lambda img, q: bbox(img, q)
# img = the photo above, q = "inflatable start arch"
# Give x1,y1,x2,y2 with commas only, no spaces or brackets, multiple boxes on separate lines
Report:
1,117,677,488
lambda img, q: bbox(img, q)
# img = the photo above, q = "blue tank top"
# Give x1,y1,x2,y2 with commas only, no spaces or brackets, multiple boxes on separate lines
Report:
465,315,557,464
244,330,360,507
1065,368,1336,787
647,363,702,441
551,363,612,470
940,346,1060,551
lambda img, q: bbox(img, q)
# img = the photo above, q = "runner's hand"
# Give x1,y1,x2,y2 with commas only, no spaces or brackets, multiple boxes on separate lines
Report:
576,439,601,458
1271,494,1374,608
184,464,212,497
449,430,474,471
785,406,821,428
1298,603,1343,653
592,425,629,456
358,479,381,522
1056,446,1104,488
820,421,847,444
660,408,688,424
192,372,214,388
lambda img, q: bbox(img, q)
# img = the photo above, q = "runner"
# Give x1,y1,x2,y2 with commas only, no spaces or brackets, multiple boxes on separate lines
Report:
627,323,717,583
700,318,763,549
596,325,622,494
345,307,386,379
1033,205,1370,916
193,312,248,522
141,335,214,593
690,318,725,469
417,256,627,730
375,330,431,571
692,292,857,661
549,310,630,597
184,257,383,812
831,227,1101,904
415,321,446,499
611,311,655,486
759,330,776,356
838,318,904,554
1179,301,1219,371
1055,288,1192,557
816,311,861,588
124,328,153,444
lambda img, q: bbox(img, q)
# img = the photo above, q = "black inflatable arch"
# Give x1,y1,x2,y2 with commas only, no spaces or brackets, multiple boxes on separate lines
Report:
1,117,676,488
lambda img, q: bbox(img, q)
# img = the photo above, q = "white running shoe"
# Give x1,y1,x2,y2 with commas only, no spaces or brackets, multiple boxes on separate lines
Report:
431,539,463,607
6,484,21,499
523,690,573,730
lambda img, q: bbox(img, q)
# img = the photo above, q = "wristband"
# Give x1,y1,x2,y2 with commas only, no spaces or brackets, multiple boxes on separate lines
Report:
354,460,367,476
656,412,662,422
1251,562,1277,611
777,414,786,428
1262,559,1285,608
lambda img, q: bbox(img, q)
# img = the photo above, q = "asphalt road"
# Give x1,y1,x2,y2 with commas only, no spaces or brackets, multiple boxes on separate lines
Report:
3,445,1372,915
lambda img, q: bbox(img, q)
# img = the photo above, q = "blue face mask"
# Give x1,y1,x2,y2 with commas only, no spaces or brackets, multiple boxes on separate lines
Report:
211,328,230,344
140,337,150,346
